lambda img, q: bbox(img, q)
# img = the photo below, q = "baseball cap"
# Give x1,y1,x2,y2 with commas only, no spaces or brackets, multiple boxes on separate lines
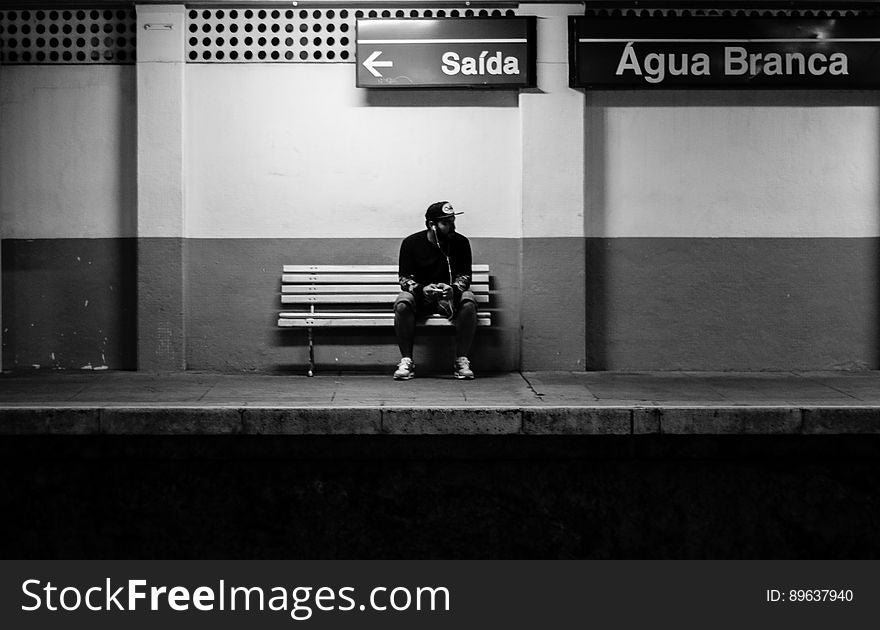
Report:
425,201,463,222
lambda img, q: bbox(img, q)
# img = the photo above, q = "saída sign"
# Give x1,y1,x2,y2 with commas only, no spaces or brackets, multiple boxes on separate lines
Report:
356,18,536,88
569,16,880,89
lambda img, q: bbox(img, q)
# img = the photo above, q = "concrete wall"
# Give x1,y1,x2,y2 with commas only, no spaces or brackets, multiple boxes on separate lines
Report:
181,63,524,373
2,4,880,372
0,65,137,370
585,90,880,369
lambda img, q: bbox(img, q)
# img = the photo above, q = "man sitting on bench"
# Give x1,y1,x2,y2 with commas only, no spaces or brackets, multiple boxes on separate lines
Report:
393,201,477,380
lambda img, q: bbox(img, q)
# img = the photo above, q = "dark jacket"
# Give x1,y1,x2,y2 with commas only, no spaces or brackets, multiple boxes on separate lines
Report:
398,230,473,300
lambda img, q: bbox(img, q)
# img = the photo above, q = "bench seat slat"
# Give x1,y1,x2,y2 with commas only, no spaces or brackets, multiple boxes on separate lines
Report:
282,294,489,304
282,273,490,284
278,317,492,327
280,311,492,319
283,264,490,273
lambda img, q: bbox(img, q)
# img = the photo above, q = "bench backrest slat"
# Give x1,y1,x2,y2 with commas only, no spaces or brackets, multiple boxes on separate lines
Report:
283,284,490,294
283,264,490,273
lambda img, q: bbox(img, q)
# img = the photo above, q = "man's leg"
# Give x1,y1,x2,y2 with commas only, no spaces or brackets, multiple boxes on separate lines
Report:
394,300,416,358
393,293,418,380
454,299,477,357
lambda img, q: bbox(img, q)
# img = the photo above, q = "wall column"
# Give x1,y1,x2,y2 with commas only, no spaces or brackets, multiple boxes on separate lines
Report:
519,4,586,370
136,5,186,371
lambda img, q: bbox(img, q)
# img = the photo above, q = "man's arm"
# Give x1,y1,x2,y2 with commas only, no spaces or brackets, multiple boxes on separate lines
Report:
451,236,473,299
398,237,423,297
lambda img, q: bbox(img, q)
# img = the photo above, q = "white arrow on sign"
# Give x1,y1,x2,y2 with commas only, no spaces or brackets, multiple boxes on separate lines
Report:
363,50,394,78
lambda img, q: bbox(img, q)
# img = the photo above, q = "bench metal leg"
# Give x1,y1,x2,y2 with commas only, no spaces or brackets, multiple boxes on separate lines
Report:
307,327,315,377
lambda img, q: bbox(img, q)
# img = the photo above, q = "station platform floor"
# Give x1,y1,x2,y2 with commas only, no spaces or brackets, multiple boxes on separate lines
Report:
2,369,880,435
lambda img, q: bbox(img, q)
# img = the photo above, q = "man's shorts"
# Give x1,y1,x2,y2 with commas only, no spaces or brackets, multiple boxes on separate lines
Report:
394,289,477,319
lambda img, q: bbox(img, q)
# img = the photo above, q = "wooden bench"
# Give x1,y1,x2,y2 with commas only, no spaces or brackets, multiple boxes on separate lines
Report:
278,264,492,375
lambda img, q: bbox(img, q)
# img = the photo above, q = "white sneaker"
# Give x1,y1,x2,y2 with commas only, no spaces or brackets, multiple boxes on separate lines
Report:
393,357,415,380
453,356,474,380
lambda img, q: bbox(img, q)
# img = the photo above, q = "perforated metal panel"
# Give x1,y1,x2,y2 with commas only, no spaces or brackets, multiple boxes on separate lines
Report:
185,6,518,63
0,8,137,65
586,6,879,18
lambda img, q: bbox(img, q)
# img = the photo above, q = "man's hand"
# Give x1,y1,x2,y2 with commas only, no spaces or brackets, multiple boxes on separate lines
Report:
424,284,452,301
435,283,453,300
